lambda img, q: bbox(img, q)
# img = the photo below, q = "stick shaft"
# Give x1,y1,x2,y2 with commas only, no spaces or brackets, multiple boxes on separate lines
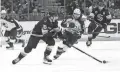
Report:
72,46,102,63
97,36,110,38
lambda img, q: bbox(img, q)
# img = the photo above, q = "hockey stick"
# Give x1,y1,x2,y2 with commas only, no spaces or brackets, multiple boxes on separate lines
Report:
84,32,111,38
72,45,108,64
97,35,110,38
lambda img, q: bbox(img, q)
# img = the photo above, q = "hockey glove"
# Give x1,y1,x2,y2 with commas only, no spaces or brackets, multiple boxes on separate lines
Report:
102,23,107,29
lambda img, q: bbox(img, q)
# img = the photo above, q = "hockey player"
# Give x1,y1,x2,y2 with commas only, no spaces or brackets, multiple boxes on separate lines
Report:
88,1,98,14
53,9,84,60
86,2,112,46
12,11,60,65
70,8,86,34
1,10,25,49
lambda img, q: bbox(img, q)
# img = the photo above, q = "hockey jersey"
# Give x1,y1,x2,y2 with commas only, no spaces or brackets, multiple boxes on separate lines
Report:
32,16,58,35
91,7,111,24
61,17,82,35
1,16,20,31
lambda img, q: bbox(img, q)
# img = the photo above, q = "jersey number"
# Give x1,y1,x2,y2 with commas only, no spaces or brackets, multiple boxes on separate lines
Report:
97,14,103,21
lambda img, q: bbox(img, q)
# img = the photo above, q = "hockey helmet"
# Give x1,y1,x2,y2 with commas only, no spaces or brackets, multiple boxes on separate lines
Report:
49,11,58,17
73,8,81,15
1,10,7,14
73,8,81,19
49,11,58,22
1,10,7,18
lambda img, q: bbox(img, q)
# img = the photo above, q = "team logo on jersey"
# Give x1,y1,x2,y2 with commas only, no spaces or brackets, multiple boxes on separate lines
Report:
97,14,103,21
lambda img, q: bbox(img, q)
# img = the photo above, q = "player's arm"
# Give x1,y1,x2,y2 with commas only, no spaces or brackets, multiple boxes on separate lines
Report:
50,20,61,32
32,19,44,36
103,9,112,29
0,19,16,30
12,19,20,28
87,8,95,20
105,10,112,24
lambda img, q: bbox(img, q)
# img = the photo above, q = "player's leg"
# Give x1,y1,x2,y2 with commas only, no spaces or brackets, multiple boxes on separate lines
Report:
6,28,18,49
43,36,55,64
92,26,102,39
15,26,25,47
80,20,85,34
53,41,69,60
15,39,25,47
54,31,78,60
3,30,14,49
86,22,97,46
12,35,41,64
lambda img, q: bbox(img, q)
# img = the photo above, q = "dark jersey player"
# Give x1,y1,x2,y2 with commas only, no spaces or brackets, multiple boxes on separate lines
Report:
12,11,60,65
86,2,112,46
1,10,25,49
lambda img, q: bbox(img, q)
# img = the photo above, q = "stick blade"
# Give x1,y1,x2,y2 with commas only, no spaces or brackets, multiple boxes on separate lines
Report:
102,60,109,64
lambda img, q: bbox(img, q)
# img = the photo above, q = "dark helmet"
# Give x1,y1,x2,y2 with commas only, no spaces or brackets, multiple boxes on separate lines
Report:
49,11,58,17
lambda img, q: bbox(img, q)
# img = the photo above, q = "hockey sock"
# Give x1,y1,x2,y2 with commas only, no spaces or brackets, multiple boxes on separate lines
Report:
15,39,25,47
6,42,14,48
18,50,28,59
6,38,10,42
54,47,64,59
88,37,92,41
16,39,24,43
44,46,53,58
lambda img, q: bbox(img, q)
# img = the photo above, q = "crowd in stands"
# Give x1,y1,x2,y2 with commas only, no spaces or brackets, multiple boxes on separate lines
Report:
1,0,120,21
1,0,45,20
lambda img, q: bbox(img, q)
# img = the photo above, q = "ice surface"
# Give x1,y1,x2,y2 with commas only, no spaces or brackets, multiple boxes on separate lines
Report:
0,41,120,72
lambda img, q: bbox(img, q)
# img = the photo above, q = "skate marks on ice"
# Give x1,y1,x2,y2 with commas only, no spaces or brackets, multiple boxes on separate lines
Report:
0,41,120,72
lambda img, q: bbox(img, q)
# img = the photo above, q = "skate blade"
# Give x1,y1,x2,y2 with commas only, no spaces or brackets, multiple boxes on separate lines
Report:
6,47,14,50
43,61,52,65
12,58,20,64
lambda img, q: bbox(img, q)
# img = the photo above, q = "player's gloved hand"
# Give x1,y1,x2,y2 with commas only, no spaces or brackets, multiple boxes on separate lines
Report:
87,14,94,21
94,21,102,27
77,35,81,39
102,23,107,29
61,22,67,27
58,30,68,41
50,27,61,33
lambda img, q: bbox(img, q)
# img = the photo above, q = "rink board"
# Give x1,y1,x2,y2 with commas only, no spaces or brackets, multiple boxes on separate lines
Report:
1,19,120,42
17,19,120,41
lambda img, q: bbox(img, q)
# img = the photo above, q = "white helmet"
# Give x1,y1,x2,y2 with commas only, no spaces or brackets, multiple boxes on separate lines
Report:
1,10,7,14
1,10,7,18
73,8,81,15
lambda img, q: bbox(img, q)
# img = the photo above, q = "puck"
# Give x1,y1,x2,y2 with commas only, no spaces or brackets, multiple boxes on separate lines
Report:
102,60,108,64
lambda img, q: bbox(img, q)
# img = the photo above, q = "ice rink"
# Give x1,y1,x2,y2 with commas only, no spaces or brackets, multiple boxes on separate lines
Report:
0,41,120,72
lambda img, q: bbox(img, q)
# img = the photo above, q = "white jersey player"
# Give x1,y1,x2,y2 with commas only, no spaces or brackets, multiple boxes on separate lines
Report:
1,10,25,49
52,8,86,62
